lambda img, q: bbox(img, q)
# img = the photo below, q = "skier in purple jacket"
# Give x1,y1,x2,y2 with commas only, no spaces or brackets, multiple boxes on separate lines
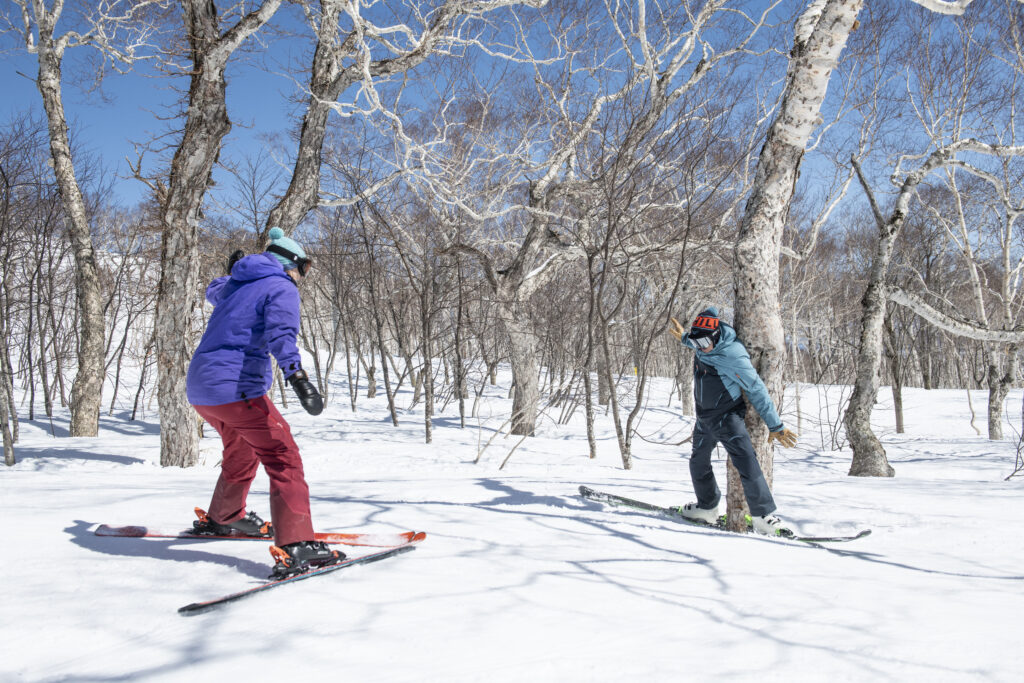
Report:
187,228,343,577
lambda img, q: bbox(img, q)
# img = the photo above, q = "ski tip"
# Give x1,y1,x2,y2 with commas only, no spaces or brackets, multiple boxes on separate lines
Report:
410,531,427,543
178,602,211,617
578,485,593,496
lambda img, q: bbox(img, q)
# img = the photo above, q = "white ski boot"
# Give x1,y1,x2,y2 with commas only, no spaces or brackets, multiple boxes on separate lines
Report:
677,502,720,524
751,513,787,536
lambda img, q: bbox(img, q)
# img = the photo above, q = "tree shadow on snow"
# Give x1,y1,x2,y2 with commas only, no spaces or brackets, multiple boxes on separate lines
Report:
100,411,162,436
312,478,1024,585
308,477,723,578
15,447,146,468
23,416,71,438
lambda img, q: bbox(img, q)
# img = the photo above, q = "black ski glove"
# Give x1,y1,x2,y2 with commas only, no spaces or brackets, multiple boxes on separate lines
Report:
226,249,245,275
287,369,324,416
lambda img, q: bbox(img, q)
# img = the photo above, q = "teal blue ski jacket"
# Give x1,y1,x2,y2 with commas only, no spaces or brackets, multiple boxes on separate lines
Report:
682,318,784,432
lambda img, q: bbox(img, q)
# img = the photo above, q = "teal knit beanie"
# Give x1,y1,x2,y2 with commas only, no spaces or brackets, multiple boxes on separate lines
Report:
266,227,306,270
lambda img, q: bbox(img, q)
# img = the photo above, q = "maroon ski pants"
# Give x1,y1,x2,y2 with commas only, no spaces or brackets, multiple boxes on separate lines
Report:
193,395,314,546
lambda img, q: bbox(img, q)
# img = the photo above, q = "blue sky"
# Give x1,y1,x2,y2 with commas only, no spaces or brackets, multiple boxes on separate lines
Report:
1,35,306,208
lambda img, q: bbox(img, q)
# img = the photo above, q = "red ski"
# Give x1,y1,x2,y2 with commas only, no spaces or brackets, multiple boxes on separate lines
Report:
96,509,422,548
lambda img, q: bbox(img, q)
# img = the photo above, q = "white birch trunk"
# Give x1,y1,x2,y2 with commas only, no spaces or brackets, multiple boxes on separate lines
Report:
597,345,611,406
731,0,863,523
0,299,14,465
987,349,1016,440
29,1,105,437
500,301,541,437
843,152,922,476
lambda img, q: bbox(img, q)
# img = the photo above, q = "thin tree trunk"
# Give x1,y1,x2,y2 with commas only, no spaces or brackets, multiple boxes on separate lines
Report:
25,276,36,422
844,140,969,477
340,323,358,411
34,269,54,419
359,224,397,424
109,326,131,416
885,313,904,434
844,240,898,476
363,356,377,399
420,274,434,443
597,332,611,406
0,292,15,464
599,326,631,469
131,337,155,422
375,322,398,426
454,257,467,428
790,308,802,433
845,158,905,477
583,256,599,458
583,369,597,459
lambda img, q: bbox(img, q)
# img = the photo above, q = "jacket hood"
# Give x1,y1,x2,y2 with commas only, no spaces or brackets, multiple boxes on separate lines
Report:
231,252,289,282
206,253,291,307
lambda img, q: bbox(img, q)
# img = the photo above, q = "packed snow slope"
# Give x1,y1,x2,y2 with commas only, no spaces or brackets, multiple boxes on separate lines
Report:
2,372,1022,682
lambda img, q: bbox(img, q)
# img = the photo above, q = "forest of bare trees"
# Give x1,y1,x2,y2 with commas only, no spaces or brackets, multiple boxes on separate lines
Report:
4,0,1024,503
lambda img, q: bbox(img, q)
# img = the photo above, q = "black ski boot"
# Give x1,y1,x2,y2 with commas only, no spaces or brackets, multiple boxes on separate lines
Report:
192,508,273,538
269,541,346,578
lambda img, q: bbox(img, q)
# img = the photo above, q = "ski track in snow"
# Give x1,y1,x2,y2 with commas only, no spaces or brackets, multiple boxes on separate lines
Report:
2,375,1022,682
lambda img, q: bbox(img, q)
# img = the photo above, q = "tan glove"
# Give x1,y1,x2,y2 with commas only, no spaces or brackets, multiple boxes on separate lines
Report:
668,317,686,342
768,428,798,449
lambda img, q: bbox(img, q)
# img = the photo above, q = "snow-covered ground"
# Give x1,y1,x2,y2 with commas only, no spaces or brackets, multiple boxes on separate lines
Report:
3,371,1022,682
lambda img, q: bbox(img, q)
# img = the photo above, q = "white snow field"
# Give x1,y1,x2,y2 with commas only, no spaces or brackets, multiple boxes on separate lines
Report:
2,372,1022,682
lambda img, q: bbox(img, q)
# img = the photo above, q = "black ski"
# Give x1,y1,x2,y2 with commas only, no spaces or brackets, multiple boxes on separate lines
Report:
579,485,870,543
178,532,425,616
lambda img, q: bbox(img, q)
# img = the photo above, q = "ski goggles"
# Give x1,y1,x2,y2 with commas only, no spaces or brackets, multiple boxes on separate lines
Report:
692,334,715,350
266,244,313,277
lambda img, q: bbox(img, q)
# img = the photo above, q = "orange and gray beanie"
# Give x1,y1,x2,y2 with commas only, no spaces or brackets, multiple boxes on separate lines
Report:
688,307,722,344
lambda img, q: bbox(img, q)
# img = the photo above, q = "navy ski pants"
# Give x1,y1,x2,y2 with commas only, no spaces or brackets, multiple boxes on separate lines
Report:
690,406,776,517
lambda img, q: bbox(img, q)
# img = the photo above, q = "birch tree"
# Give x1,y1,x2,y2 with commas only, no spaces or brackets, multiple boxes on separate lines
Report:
7,0,163,437
0,116,42,464
727,0,861,526
429,0,780,437
140,0,282,467
728,0,1005,502
847,141,1024,473
846,3,1024,473
262,0,546,243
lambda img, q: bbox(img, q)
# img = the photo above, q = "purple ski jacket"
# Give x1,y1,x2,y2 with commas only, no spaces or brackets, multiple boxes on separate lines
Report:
187,252,304,406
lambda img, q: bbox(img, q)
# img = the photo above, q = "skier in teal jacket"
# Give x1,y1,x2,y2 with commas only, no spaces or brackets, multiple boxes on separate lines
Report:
668,306,798,535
